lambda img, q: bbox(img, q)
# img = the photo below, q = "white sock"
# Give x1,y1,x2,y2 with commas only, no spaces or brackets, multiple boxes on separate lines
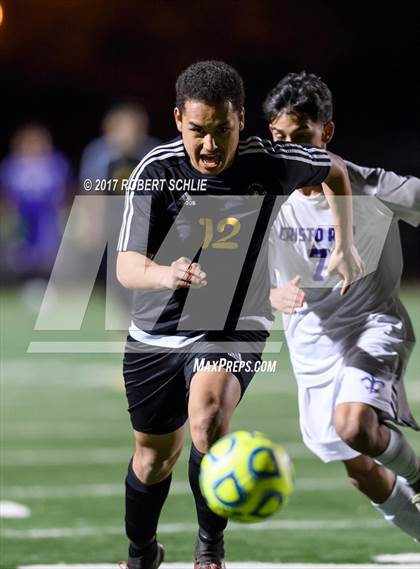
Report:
375,426,420,485
372,477,420,541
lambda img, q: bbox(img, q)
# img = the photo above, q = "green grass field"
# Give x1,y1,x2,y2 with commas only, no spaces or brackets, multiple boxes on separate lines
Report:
1,285,419,568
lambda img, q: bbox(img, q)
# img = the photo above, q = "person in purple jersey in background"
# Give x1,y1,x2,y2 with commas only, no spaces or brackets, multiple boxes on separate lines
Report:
0,124,72,278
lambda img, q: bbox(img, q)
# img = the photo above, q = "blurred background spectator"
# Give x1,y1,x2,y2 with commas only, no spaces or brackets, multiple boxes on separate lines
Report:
79,102,160,188
76,104,162,319
0,124,72,281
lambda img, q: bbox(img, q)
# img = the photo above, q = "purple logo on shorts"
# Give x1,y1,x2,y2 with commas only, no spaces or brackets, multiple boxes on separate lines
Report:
361,375,385,394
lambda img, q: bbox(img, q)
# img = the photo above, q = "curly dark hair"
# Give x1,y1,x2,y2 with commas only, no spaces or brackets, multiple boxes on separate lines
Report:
262,71,333,124
175,60,245,112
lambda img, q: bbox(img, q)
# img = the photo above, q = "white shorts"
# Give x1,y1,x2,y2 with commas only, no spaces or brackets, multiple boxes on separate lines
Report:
297,360,418,463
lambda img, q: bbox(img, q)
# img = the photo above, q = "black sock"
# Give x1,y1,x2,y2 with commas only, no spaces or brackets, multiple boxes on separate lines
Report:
125,459,171,557
188,444,227,542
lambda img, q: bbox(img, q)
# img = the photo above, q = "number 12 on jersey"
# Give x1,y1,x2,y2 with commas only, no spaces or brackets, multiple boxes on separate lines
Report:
198,217,240,249
309,247,329,281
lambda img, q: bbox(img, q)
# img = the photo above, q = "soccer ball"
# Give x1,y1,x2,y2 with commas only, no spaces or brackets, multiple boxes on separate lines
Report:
199,430,294,523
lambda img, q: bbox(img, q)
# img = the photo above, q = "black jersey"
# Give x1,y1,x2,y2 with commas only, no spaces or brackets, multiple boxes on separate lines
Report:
118,136,330,343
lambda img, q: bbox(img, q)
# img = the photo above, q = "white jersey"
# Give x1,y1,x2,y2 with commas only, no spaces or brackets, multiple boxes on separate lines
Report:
270,163,419,385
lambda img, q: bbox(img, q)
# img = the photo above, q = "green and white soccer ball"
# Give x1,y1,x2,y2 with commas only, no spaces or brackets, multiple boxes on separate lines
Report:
199,430,294,523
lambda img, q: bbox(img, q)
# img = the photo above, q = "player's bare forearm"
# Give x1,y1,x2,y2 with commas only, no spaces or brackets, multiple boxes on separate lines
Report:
116,251,207,290
324,153,364,294
117,251,166,289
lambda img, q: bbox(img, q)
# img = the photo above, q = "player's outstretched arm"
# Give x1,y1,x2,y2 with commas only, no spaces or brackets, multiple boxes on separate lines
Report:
347,162,420,227
116,251,207,290
270,276,305,315
324,152,364,295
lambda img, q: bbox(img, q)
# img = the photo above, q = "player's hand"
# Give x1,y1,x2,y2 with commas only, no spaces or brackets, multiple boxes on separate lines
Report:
327,245,364,295
270,276,305,314
160,257,207,290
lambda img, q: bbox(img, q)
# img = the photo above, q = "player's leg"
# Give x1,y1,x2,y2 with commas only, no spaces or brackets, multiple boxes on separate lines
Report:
334,402,389,455
189,367,241,451
125,427,185,569
343,454,420,541
188,367,241,568
296,373,420,541
123,343,190,568
334,402,420,491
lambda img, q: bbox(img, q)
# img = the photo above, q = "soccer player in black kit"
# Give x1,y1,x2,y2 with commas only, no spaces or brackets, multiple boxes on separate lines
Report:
116,61,363,569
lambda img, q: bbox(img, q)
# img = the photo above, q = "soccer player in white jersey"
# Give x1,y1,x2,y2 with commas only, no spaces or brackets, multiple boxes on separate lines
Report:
264,71,420,541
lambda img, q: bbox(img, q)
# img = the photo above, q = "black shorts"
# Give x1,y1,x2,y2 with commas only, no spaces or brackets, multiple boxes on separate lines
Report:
123,330,268,434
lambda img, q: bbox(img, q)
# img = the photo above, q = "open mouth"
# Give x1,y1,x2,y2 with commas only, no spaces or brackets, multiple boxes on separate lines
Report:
200,154,222,171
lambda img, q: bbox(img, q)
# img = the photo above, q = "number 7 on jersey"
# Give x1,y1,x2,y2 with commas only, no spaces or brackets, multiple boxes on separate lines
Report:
309,247,329,281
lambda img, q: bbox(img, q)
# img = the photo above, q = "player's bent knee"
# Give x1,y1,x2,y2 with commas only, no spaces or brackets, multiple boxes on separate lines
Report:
336,419,372,452
189,403,226,452
336,420,369,449
133,444,183,485
133,449,181,484
334,404,378,453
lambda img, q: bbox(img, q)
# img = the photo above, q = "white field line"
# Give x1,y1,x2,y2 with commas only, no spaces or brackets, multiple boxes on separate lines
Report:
1,443,313,466
16,564,420,569
1,419,305,439
1,448,134,465
0,500,31,518
1,425,130,439
26,342,126,354
2,478,348,500
3,518,386,539
374,554,420,564
1,360,121,380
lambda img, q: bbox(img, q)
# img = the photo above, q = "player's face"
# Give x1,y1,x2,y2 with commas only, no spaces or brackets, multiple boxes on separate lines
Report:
269,112,334,148
174,100,245,176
